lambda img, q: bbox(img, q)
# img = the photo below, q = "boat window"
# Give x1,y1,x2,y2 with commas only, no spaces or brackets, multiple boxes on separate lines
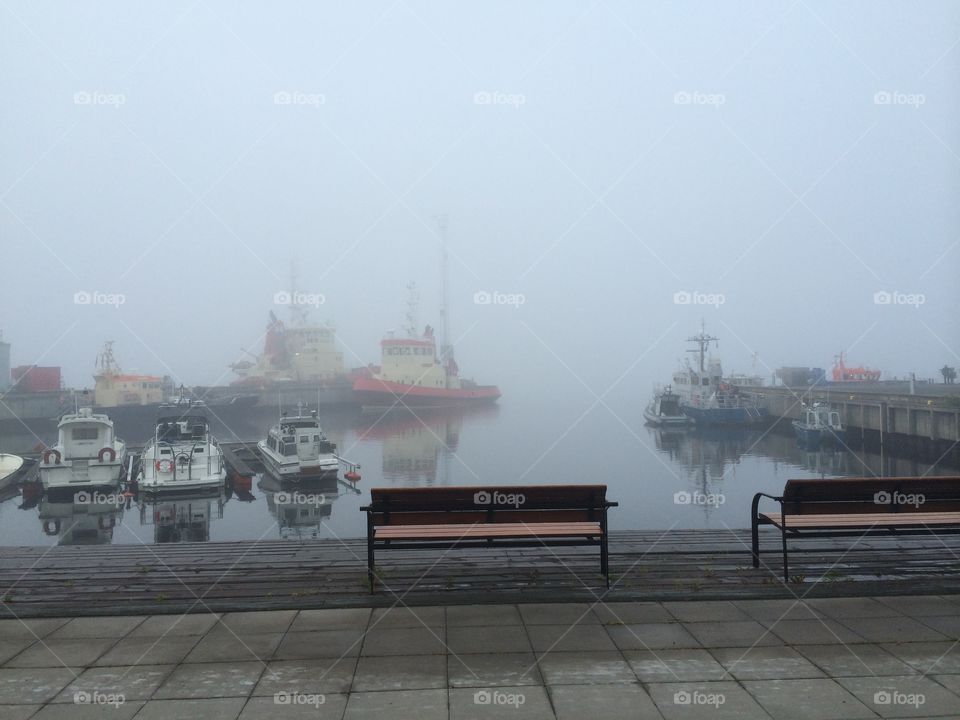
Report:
313,435,320,441
160,449,171,455
193,448,204,454
72,427,99,440
282,443,298,456
702,378,709,386
300,436,309,444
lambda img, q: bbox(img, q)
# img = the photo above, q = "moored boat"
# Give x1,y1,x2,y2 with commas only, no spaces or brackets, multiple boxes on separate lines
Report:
792,403,845,446
257,404,339,480
643,385,692,427
39,408,127,491
136,401,226,493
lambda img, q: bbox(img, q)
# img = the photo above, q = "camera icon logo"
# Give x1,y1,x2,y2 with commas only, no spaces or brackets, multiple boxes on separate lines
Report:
874,491,891,504
674,690,692,704
473,491,491,505
673,491,692,505
473,290,492,305
474,690,492,704
75,491,91,505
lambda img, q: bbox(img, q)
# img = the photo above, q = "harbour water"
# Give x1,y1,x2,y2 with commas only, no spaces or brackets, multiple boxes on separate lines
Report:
0,393,954,547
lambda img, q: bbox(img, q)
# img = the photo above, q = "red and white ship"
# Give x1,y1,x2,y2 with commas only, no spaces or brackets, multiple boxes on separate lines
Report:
353,325,500,407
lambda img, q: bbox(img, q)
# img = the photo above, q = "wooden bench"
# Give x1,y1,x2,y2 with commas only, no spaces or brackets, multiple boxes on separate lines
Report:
361,485,617,592
751,476,960,579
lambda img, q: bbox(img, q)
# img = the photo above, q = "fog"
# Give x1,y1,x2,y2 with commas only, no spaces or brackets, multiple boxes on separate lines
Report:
2,1,958,399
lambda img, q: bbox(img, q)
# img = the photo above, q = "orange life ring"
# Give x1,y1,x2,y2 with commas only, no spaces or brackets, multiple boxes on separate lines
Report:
43,519,61,535
43,449,62,465
154,459,174,473
98,447,116,463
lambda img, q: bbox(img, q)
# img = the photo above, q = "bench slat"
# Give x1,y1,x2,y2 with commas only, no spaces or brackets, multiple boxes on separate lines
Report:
375,522,602,540
760,511,960,529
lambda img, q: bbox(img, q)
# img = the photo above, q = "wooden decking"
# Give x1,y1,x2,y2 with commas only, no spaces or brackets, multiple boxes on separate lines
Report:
1,529,958,618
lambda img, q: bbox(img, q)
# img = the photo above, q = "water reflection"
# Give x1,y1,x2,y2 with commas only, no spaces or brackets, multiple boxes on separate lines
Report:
37,495,124,545
353,405,498,484
258,474,360,539
138,491,226,543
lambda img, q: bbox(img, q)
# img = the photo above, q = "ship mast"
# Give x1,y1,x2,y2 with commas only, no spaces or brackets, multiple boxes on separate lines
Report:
437,214,453,367
404,282,420,338
686,321,718,373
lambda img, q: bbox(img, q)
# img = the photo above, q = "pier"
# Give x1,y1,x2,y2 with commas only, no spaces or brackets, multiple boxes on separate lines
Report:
745,384,960,464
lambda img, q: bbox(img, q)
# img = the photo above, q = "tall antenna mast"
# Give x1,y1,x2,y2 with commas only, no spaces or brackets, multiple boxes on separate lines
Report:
686,321,718,373
437,214,452,364
403,282,420,337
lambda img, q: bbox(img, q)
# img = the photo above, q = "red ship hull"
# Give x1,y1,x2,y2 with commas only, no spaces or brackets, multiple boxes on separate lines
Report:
352,376,501,407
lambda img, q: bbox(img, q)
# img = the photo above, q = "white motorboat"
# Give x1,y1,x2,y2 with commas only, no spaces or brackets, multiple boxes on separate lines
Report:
257,405,339,480
39,408,127,491
137,401,226,492
643,385,692,427
0,453,25,483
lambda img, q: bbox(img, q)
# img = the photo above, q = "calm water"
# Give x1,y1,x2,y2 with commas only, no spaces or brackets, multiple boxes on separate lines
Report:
0,395,953,547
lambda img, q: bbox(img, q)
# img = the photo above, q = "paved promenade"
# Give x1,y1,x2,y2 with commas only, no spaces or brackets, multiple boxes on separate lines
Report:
1,596,959,718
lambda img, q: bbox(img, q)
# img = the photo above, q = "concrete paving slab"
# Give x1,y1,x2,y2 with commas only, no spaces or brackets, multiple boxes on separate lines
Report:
252,658,357,696
536,651,636,685
518,603,600,626
48,616,146,640
733,599,824,622
710,645,824,680
184,631,282,664
624,649,727,682
344,688,448,720
94,635,200,667
0,667,78,704
796,643,919,677
647,680,770,719
683,620,783,648
450,686,553,720
6,637,118,667
288,608,371,632
0,704,41,720
875,596,960,617
836,616,948,644
447,625,532,654
369,606,445,628
274,629,364,659
881,642,960,674
239,693,347,719
447,653,542,688
604,622,700,651
742,677,876,719
352,654,447,691
808,598,905,619
447,604,523,627
836,675,960,718
913,615,960,639
0,618,71,640
152,661,263,700
360,625,447,656
762,618,866,646
663,601,752,623
54,664,173,702
550,683,662,720
129,613,221,637
30,700,144,719
0,640,36,665
214,610,296,635
527,624,617,653
592,601,673,624
133,697,245,720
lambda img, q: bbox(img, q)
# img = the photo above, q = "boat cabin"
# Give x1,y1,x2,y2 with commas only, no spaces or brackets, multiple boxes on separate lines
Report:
57,409,118,460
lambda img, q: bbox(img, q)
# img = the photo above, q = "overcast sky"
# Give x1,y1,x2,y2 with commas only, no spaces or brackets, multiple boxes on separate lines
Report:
2,1,958,398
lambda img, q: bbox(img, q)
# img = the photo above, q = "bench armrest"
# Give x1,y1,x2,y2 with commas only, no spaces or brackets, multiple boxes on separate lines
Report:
751,492,782,519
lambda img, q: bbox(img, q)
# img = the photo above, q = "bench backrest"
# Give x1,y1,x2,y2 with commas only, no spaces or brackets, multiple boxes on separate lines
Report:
367,485,610,526
781,476,960,515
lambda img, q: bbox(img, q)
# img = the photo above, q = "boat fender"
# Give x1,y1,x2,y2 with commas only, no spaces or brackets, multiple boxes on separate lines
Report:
344,470,361,482
43,519,60,535
43,449,62,465
98,447,116,463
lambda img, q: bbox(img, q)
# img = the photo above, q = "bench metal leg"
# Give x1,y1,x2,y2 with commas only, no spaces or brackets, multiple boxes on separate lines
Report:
781,529,789,581
750,494,762,568
366,515,375,594
601,537,609,588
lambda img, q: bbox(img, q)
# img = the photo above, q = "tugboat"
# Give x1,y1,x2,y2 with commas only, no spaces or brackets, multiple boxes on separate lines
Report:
257,404,339,480
137,401,226,492
792,403,845,446
672,326,769,426
39,408,127,492
643,386,691,427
